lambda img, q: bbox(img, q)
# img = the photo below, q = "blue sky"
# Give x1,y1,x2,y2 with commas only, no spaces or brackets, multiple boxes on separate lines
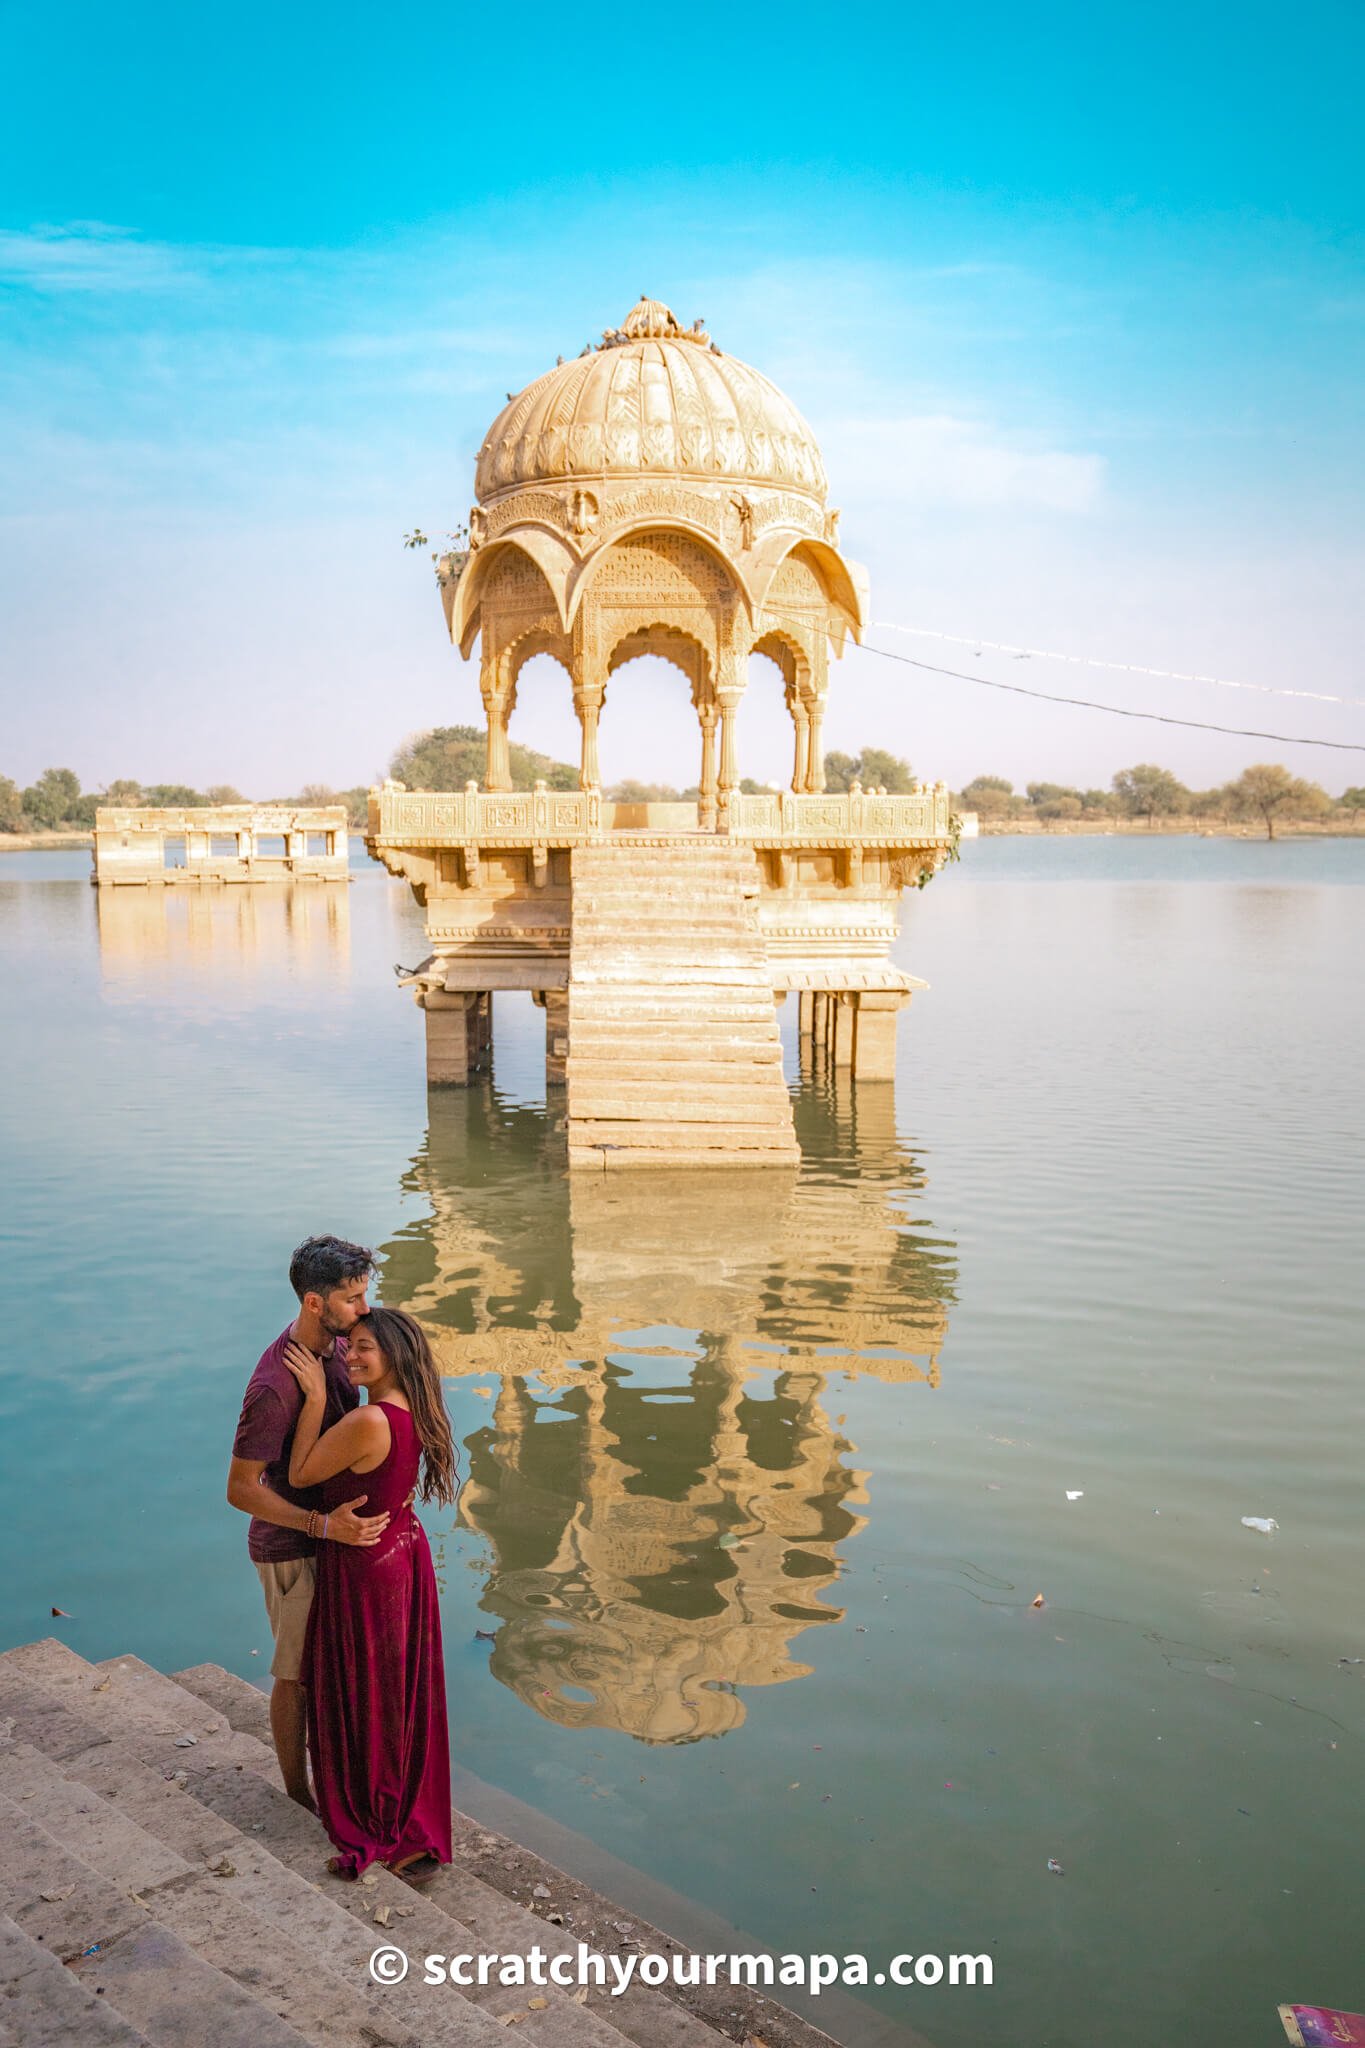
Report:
2,0,1363,795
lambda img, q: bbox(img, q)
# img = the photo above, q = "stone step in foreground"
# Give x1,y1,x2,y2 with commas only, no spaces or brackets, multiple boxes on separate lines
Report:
0,1639,858,2048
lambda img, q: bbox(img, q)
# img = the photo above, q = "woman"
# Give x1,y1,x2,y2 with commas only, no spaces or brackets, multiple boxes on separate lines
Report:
284,1305,455,1883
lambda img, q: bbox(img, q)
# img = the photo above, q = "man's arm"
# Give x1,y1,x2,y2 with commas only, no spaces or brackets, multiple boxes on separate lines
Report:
226,1457,391,1547
226,1456,309,1532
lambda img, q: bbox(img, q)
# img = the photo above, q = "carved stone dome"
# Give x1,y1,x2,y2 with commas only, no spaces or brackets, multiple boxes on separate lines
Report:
474,297,828,506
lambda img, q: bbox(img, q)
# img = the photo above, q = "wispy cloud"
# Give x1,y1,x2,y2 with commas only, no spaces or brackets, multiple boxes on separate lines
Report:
825,413,1105,512
0,222,200,293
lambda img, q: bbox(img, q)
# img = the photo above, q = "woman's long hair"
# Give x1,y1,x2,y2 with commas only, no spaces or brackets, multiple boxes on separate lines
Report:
356,1306,458,1506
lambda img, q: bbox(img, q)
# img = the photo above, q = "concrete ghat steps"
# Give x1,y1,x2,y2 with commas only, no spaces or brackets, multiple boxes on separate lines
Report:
0,1801,315,2048
0,1646,600,2048
0,1669,507,2048
171,1662,845,2048
0,1642,838,2048
0,1911,153,2047
169,1668,745,2048
568,843,797,1167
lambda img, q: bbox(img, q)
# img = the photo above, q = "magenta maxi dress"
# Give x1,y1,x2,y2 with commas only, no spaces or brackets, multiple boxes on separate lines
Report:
303,1402,452,1876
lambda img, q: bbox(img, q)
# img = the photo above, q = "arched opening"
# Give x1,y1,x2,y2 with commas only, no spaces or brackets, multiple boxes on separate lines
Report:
738,636,808,792
598,632,708,800
505,649,580,784
473,550,566,789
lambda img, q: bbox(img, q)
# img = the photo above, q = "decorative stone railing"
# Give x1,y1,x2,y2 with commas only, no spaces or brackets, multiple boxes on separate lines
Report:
93,805,350,885
725,784,952,844
368,784,602,847
368,781,953,849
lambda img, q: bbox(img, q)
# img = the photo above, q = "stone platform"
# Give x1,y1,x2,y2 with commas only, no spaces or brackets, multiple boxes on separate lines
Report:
373,788,953,1160
0,1639,921,2048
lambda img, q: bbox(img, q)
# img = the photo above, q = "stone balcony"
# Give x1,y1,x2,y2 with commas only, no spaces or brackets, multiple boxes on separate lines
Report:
367,778,955,991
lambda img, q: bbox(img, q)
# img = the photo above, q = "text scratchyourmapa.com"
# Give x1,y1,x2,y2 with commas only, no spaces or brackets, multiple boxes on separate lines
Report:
367,1941,993,1994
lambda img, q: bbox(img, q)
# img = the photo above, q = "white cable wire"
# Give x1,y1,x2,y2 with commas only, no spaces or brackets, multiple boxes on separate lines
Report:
872,622,1365,711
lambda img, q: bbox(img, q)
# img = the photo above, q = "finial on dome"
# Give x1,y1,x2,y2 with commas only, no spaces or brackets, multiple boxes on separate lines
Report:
622,296,681,339
596,297,711,350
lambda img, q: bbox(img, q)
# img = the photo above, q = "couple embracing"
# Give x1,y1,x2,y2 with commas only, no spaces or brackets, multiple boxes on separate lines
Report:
226,1236,455,1884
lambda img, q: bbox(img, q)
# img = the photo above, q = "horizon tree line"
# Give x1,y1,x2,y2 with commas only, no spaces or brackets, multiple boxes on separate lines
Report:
958,764,1364,839
4,745,1362,844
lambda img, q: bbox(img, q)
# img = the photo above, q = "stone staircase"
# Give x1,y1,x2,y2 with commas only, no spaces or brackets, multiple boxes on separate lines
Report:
566,843,799,1169
0,1638,851,2048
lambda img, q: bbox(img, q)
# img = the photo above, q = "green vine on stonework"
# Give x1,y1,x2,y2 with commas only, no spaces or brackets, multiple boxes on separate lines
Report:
915,811,963,887
404,525,470,582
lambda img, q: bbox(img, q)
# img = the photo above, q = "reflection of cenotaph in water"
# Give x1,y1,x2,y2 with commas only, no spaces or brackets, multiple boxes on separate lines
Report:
94,878,351,998
380,1083,955,1742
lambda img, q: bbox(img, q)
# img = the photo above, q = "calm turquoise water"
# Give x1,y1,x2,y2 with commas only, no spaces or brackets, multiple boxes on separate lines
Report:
3,837,1363,2048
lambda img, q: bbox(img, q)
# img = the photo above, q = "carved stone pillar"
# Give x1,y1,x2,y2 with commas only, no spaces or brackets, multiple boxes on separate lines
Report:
789,692,810,794
716,687,742,809
574,683,604,791
698,703,718,830
805,695,827,793
481,655,514,792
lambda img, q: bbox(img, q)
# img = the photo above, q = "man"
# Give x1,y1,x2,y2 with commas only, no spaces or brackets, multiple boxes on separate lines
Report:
227,1234,388,1807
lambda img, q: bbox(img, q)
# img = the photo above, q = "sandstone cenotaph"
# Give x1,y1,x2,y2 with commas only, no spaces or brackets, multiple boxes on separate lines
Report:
369,298,956,1165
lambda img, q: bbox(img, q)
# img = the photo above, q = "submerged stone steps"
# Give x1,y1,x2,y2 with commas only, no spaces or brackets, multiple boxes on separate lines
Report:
567,843,798,1168
568,1020,784,1048
566,1059,785,1094
1,1640,844,2048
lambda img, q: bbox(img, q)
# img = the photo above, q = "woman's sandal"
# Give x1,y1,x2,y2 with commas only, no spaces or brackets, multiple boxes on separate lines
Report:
389,1853,441,1887
326,1856,360,1882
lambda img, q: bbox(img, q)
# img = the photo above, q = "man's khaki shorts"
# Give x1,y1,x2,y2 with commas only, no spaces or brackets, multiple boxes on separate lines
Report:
255,1556,316,1681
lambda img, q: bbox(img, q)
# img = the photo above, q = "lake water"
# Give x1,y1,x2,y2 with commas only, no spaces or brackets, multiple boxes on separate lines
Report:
3,836,1362,2048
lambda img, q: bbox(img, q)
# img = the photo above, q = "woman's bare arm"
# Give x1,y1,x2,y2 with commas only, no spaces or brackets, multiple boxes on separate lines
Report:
291,1405,391,1487
281,1340,391,1487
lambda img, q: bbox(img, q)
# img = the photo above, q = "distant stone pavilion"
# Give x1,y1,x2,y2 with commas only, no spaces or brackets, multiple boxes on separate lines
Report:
92,805,349,886
368,296,956,1165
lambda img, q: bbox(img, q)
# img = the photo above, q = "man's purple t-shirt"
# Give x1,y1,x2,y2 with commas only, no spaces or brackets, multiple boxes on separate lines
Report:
232,1326,359,1563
